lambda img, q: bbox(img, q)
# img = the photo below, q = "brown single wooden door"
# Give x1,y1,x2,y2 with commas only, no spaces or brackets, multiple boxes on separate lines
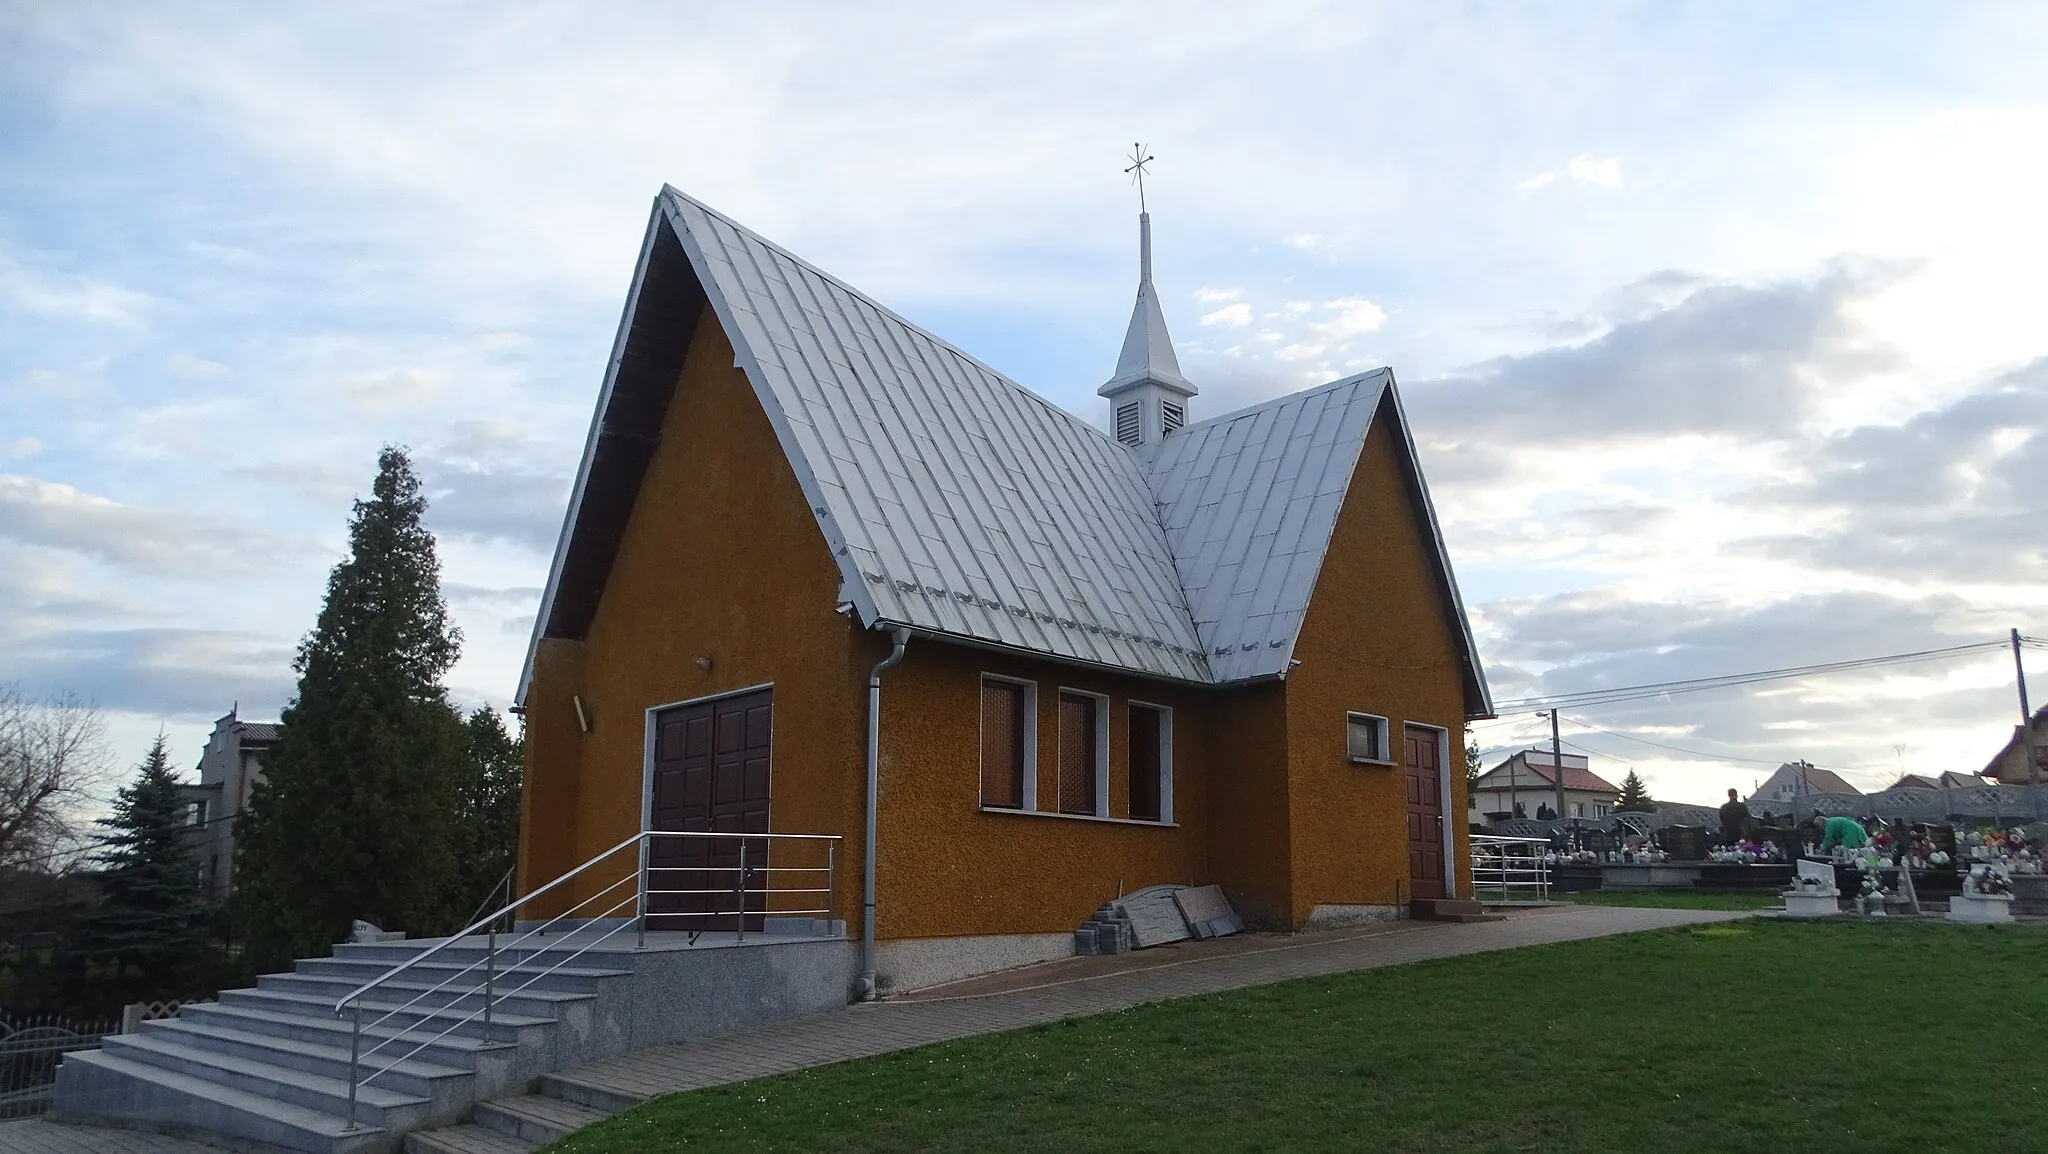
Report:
647,689,772,931
1404,727,1446,900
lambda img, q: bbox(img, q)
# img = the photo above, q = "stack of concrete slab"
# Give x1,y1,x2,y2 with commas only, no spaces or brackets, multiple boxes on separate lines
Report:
1073,885,1242,956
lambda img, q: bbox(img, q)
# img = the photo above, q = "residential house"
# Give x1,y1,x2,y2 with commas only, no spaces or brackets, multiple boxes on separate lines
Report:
1468,750,1619,821
1880,771,1991,792
1747,761,1860,809
514,187,1493,992
1983,706,2048,784
189,709,282,898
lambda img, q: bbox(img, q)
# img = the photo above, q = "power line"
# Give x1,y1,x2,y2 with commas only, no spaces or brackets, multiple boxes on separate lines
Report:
1494,639,2011,712
1561,715,1787,766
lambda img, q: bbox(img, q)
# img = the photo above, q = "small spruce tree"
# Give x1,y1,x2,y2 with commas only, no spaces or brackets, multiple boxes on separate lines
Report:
72,735,212,992
1616,770,1657,813
235,446,468,966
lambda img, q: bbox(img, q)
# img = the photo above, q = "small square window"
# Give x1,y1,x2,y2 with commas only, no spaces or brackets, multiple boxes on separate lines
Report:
1346,712,1391,763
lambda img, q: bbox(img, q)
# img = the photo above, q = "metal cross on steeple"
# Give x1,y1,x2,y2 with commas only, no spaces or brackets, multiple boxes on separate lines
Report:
1124,143,1155,213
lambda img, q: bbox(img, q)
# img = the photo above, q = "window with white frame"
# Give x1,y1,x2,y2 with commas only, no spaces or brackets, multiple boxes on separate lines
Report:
1058,691,1108,815
1346,712,1392,763
980,676,1035,809
1127,703,1171,822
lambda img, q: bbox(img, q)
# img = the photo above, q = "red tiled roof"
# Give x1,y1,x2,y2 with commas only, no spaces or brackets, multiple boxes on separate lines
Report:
1520,763,1621,794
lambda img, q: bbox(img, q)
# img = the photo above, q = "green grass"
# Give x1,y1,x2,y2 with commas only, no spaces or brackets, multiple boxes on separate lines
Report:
1562,889,1785,910
547,921,2048,1154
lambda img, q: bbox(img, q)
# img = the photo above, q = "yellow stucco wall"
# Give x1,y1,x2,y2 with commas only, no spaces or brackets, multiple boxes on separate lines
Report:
1280,393,1475,919
874,642,1216,940
518,310,872,918
519,315,1477,938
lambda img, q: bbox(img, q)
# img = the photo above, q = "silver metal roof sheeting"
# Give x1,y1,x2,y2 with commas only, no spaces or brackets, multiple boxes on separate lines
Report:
1148,372,1389,682
664,189,1211,682
522,187,1491,702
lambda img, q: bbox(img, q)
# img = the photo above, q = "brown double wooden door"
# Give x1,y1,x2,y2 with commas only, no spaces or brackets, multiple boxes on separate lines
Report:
1404,726,1446,900
647,689,772,931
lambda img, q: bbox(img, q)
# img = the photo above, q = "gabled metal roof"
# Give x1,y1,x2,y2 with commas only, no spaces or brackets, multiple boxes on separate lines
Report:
1148,373,1386,682
517,188,1492,714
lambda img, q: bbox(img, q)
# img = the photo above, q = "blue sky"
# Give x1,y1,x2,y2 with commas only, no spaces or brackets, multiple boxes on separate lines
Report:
4,1,2046,802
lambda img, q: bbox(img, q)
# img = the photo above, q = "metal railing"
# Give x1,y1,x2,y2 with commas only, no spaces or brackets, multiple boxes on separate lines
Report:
2,1013,116,1118
331,829,841,1129
1469,835,1551,903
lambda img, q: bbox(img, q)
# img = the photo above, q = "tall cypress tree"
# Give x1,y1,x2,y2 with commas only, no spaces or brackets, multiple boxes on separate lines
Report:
72,735,211,991
235,446,467,966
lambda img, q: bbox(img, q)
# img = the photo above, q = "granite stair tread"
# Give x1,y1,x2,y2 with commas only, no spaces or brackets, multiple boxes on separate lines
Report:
223,988,557,1029
57,1048,386,1148
103,1031,426,1110
141,1018,473,1082
182,1001,515,1056
478,1093,612,1135
403,1123,537,1154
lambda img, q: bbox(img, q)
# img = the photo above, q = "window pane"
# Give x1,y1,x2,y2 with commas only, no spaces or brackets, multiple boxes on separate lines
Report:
980,681,1024,808
1059,693,1098,815
1129,705,1162,821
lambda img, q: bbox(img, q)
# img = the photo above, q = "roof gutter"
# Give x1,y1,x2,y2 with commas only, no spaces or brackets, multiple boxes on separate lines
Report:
858,624,911,1001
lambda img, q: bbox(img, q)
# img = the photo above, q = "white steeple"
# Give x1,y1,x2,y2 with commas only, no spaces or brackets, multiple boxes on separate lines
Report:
1099,211,1197,449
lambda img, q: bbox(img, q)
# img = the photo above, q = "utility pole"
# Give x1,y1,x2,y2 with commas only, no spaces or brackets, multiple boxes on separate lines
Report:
2015,628,2037,782
1550,710,1566,824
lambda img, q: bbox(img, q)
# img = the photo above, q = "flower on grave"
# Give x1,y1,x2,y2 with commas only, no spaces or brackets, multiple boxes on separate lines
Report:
1968,868,2013,896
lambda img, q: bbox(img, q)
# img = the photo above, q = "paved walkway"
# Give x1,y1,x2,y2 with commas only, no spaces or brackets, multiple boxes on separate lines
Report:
1,904,1739,1153
555,903,1737,1101
0,1120,221,1154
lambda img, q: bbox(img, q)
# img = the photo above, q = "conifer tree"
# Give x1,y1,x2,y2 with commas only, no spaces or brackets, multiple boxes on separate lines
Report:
72,735,211,990
457,705,524,917
235,446,468,966
1616,769,1658,813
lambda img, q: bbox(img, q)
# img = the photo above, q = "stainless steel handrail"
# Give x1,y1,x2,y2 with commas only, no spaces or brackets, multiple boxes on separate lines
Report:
331,829,841,1129
1469,834,1552,903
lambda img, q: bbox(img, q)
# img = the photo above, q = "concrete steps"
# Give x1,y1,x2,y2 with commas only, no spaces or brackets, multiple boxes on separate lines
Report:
53,938,605,1154
405,1081,637,1153
1410,898,1505,924
53,924,857,1154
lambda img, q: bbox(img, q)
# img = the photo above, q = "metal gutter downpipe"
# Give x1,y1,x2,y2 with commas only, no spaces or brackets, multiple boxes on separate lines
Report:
859,626,910,1001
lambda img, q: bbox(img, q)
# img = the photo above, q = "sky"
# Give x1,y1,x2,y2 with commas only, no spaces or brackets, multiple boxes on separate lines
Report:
3,1,2046,806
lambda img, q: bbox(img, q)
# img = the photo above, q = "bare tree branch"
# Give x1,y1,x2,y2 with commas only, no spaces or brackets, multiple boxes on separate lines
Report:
0,683,116,870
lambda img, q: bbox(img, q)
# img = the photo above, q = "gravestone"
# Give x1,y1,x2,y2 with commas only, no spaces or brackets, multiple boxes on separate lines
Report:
1782,859,1842,918
1658,825,1709,861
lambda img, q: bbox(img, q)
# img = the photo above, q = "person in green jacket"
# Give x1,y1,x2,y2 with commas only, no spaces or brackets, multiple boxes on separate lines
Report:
1815,814,1869,850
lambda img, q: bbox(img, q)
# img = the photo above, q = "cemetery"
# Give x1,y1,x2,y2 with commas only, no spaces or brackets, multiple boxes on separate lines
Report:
1474,782,2048,923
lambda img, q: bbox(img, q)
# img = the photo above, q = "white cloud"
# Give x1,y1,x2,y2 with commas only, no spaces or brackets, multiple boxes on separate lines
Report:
0,253,152,325
0,474,292,575
164,353,230,380
5,438,42,460
1317,296,1388,342
1200,302,1252,327
1191,287,1242,304
1515,170,1560,192
340,368,449,414
1569,153,1623,187
1279,233,1325,250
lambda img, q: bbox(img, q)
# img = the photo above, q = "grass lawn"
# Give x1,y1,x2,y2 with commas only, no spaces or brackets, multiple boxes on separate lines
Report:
549,920,2046,1154
1561,889,1784,911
